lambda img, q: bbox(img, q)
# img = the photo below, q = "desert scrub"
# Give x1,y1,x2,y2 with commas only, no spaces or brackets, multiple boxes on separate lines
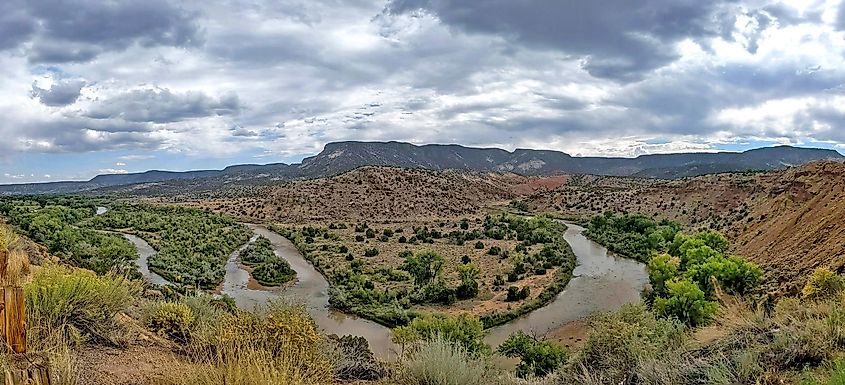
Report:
145,301,195,342
25,263,140,347
166,299,332,385
393,336,495,385
802,266,845,301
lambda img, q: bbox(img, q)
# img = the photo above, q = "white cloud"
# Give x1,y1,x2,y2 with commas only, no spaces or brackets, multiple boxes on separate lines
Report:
97,168,129,174
0,0,844,181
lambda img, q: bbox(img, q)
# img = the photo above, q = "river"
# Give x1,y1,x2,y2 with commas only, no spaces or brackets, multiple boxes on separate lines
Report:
483,223,649,347
122,234,174,287
122,222,648,360
224,225,398,359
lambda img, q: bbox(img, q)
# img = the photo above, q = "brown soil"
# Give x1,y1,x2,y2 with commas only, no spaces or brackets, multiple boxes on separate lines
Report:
76,314,179,385
530,161,845,294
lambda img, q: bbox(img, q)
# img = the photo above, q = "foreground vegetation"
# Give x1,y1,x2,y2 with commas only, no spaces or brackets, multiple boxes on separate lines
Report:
6,205,845,384
271,214,576,328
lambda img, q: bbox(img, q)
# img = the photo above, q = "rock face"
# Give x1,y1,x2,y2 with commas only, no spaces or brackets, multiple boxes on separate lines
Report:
299,141,843,179
2,141,841,195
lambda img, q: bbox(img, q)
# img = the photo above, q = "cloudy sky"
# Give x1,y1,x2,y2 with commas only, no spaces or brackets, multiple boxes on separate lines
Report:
2,0,845,183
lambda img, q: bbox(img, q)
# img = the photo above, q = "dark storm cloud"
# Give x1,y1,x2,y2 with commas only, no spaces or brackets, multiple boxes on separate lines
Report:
385,0,739,81
839,0,845,30
30,79,87,107
84,88,240,123
0,2,35,50
0,0,201,63
13,116,158,152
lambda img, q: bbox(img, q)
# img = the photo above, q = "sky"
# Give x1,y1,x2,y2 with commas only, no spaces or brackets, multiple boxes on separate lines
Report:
2,0,845,183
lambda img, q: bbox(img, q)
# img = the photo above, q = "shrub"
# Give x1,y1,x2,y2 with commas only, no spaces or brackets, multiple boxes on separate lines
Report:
474,241,485,249
506,286,530,302
251,260,296,286
803,267,845,301
145,301,195,342
328,335,385,381
355,235,365,242
398,236,407,243
25,264,140,346
574,304,685,384
653,278,716,326
419,279,457,305
456,264,480,300
498,331,568,378
364,248,379,257
461,255,472,264
487,246,501,256
392,314,490,357
365,229,376,238
395,336,491,385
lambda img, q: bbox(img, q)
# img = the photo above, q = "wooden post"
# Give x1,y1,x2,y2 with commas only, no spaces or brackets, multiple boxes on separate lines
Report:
0,249,51,384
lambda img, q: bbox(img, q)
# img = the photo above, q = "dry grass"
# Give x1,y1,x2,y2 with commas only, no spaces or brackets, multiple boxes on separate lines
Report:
0,225,30,286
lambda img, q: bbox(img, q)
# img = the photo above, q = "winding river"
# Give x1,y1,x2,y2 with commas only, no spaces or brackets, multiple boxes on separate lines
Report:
122,234,173,287
224,225,398,359
483,223,649,347
122,221,648,359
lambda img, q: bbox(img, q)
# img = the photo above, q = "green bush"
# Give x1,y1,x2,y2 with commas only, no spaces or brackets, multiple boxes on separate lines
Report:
456,264,480,300
506,286,530,302
145,301,195,342
25,264,140,346
402,251,444,287
364,248,380,257
498,330,568,378
653,278,716,326
392,314,490,357
251,259,296,286
574,304,686,384
474,241,485,249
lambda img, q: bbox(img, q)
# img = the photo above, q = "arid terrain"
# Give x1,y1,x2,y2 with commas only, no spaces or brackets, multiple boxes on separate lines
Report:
167,161,845,296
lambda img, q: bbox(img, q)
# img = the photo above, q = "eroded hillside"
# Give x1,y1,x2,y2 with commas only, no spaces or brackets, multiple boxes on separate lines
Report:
530,161,845,293
193,167,534,222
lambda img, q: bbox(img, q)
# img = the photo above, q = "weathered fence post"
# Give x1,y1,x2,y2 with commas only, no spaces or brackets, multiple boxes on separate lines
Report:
0,246,52,385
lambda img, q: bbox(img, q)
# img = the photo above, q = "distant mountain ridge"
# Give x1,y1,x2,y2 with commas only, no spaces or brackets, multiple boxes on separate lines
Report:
1,141,842,195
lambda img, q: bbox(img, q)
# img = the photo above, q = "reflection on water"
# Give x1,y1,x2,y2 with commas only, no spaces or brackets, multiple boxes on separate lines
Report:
484,223,648,348
122,234,173,286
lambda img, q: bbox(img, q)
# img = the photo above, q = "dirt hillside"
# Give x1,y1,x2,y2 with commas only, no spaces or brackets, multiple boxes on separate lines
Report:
528,161,845,294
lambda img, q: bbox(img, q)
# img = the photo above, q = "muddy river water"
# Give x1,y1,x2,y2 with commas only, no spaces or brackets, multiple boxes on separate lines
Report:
124,222,648,360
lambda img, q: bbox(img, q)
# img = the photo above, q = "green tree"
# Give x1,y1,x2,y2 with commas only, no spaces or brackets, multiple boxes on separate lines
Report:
401,251,444,287
498,331,568,378
456,263,480,300
653,278,716,326
647,253,679,297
